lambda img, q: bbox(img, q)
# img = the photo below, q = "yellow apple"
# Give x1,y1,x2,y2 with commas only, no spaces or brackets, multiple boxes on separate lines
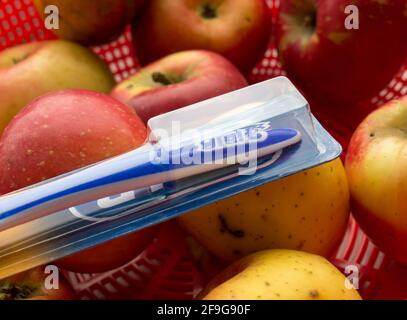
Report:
202,249,362,300
178,159,350,261
0,40,115,135
346,96,407,265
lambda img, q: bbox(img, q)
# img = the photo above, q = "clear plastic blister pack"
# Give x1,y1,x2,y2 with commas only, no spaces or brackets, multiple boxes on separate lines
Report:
0,77,341,278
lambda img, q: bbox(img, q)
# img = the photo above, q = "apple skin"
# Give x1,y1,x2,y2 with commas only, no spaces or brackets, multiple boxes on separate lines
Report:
111,50,248,123
201,250,362,300
34,0,145,45
0,40,115,135
346,96,407,265
1,266,77,300
0,89,146,195
0,90,151,273
132,0,271,72
178,159,349,262
276,0,407,107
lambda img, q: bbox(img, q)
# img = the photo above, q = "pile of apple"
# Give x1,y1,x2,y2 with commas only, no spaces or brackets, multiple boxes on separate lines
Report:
0,0,405,300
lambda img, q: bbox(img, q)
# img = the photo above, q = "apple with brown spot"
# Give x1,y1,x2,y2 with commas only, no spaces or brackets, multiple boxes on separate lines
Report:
178,159,349,262
0,89,156,273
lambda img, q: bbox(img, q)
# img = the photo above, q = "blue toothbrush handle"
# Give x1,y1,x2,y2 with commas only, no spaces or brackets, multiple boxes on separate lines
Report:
0,126,301,230
0,145,165,230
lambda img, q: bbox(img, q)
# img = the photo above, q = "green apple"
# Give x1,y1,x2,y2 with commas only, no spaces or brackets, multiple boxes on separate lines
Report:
0,40,115,135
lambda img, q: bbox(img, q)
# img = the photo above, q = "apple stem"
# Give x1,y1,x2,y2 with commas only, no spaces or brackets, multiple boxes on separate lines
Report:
152,72,173,86
11,54,29,65
201,4,217,19
303,13,316,30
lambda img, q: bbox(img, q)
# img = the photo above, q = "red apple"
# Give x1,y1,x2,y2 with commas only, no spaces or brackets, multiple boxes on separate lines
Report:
276,0,407,107
0,266,76,300
111,50,248,123
132,0,271,72
0,89,153,273
0,89,146,194
34,0,145,45
346,96,407,265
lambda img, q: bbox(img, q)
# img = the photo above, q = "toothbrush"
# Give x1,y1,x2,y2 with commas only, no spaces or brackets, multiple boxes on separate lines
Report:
0,122,301,231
